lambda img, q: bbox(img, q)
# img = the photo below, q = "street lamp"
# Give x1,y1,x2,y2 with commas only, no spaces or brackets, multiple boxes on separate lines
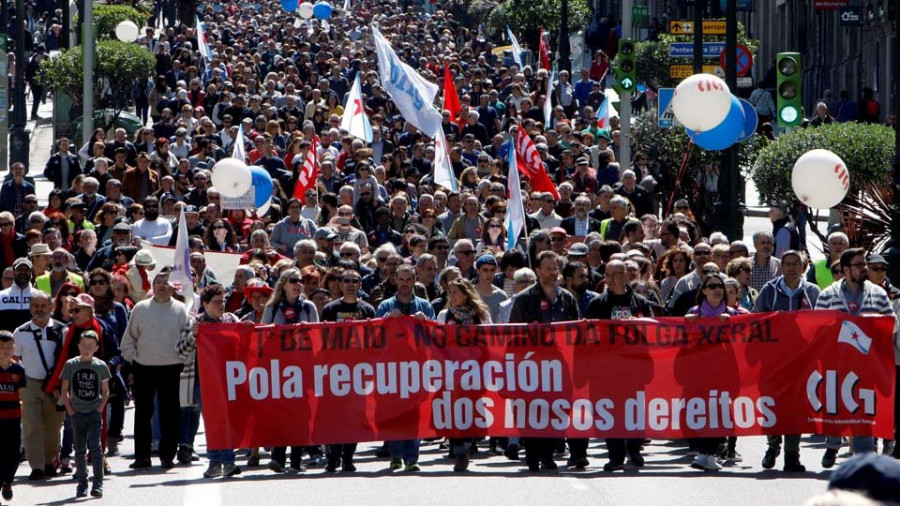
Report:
81,0,93,146
558,0,571,73
883,0,900,284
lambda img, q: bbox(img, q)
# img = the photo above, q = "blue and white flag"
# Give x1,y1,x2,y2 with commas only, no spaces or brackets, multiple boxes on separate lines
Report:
340,73,373,142
431,127,457,192
371,25,442,135
506,26,523,69
506,140,526,251
232,124,246,163
170,206,194,316
196,16,213,62
544,70,556,129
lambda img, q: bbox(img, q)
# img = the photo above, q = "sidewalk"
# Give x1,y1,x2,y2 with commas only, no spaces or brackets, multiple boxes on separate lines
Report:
1,93,57,204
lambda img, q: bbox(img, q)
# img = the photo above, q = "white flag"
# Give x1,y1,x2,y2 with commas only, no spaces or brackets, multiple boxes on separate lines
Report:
431,127,457,192
196,16,213,62
170,206,194,316
371,25,442,135
544,70,556,129
506,140,526,251
232,124,246,163
340,73,373,142
506,26,523,69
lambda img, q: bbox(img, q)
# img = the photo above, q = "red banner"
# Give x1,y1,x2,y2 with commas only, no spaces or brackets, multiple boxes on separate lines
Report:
198,312,896,450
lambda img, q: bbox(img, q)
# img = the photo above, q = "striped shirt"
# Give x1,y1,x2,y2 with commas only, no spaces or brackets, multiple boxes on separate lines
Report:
0,362,26,419
815,280,894,316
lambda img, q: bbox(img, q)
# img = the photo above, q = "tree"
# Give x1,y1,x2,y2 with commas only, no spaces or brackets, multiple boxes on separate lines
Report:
631,24,759,89
38,40,155,130
631,110,767,233
749,122,893,206
76,4,148,41
473,0,592,55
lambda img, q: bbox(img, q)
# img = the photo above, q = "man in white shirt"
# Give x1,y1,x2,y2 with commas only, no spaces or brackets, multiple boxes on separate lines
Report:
12,291,67,480
530,192,563,230
132,196,173,245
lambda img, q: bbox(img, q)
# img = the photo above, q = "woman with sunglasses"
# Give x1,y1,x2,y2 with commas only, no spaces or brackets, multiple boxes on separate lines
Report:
433,277,493,471
318,270,375,473
86,268,130,455
683,271,741,472
477,218,507,256
204,219,240,253
260,268,319,473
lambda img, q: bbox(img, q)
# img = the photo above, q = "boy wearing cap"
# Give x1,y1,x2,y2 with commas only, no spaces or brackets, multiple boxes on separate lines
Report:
60,330,111,498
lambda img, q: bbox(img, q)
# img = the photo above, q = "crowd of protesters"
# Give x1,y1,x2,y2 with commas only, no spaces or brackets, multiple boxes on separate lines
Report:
0,0,898,500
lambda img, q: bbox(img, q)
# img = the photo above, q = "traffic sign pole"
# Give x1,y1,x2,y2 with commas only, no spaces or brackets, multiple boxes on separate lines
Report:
716,0,742,241
620,0,632,175
693,0,705,74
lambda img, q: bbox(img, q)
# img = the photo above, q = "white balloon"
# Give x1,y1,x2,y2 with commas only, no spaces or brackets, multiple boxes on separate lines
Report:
211,158,253,198
298,3,314,19
115,20,140,42
791,149,850,209
672,74,732,132
256,197,273,217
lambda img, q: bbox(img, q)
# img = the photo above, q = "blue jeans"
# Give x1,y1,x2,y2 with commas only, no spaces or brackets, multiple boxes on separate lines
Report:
388,439,420,464
208,449,235,465
180,380,201,447
826,435,875,453
72,411,103,488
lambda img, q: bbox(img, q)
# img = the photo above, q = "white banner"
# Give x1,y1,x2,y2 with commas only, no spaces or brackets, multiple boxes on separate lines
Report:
221,187,255,210
143,241,243,288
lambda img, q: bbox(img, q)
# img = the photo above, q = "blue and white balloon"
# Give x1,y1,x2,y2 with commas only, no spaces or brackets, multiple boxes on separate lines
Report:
248,166,274,209
313,1,333,19
685,95,745,151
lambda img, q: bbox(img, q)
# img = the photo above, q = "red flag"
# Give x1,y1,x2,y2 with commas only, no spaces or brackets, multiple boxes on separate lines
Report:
515,127,559,199
293,135,320,203
539,28,551,72
443,65,462,126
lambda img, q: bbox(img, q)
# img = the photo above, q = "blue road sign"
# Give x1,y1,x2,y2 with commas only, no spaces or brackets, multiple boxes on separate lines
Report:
669,42,726,59
658,88,676,128
720,0,753,11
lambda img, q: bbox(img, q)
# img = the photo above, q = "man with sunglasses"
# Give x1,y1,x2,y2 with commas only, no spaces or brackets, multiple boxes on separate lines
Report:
815,248,898,467
667,243,714,315
866,255,900,304
35,248,84,298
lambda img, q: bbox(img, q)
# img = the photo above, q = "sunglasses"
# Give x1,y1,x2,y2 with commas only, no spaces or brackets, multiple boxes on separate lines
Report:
705,283,725,290
286,277,302,284
870,266,887,272
340,252,355,258
212,225,227,230
90,279,107,286
359,192,372,197
457,250,475,256
551,237,565,243
694,251,711,256
341,278,360,284
70,307,84,314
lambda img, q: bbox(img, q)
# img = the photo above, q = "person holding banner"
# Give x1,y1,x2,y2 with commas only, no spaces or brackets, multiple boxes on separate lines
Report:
319,270,376,473
584,260,655,472
684,272,741,471
508,251,580,472
375,265,434,472
175,284,242,478
436,277,493,472
260,268,319,473
815,248,896,468
752,250,820,472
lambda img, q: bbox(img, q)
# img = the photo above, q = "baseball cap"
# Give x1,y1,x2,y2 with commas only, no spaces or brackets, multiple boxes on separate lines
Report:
550,227,567,236
13,258,32,270
568,243,589,256
314,228,337,240
867,254,888,266
73,294,95,308
476,254,498,269
113,222,132,232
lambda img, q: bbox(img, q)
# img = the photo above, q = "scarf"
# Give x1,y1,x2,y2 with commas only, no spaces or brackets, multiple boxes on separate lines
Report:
44,318,104,394
448,304,479,325
137,266,150,292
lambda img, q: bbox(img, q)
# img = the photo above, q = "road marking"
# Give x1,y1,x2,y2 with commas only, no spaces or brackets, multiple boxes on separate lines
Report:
566,477,588,490
183,482,223,506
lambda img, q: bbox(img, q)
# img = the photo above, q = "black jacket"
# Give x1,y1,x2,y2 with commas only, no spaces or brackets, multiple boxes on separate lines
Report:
508,283,580,324
560,216,602,236
584,287,655,319
43,153,83,189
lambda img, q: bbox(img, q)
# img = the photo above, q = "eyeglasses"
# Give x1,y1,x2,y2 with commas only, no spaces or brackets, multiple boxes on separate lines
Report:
286,277,302,284
338,211,353,217
870,266,887,272
359,192,372,197
551,237,565,243
457,250,475,256
434,245,449,251
70,307,84,314
489,224,501,229
212,225,227,230
90,279,107,286
494,209,507,214
340,252,355,258
341,278,360,284
848,263,868,268
377,257,388,263
694,250,711,256
705,283,725,290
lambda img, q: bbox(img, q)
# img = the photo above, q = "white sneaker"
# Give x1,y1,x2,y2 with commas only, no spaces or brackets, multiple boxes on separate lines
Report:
691,454,722,471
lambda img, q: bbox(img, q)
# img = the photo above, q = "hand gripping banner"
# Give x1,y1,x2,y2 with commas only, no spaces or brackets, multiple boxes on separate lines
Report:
197,312,896,450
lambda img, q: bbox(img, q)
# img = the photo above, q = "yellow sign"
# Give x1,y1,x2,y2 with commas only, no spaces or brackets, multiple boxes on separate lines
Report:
669,64,723,79
669,20,727,35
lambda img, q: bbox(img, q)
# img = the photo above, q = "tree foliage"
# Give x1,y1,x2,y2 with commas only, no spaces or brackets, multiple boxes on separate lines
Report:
749,122,894,206
474,0,592,53
87,4,147,41
38,40,155,110
630,23,759,89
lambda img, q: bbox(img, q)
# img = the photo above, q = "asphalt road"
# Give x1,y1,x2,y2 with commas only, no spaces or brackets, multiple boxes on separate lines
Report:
7,404,849,506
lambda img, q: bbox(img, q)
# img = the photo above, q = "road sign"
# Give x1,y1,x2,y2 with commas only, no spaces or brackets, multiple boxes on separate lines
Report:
669,20,726,35
669,42,726,58
720,0,754,11
632,4,649,22
839,6,862,26
719,44,753,76
658,88,676,128
814,0,849,10
737,76,753,88
669,64,722,79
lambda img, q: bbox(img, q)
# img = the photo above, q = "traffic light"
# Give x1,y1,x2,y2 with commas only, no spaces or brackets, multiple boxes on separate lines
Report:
776,52,802,127
616,38,636,92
